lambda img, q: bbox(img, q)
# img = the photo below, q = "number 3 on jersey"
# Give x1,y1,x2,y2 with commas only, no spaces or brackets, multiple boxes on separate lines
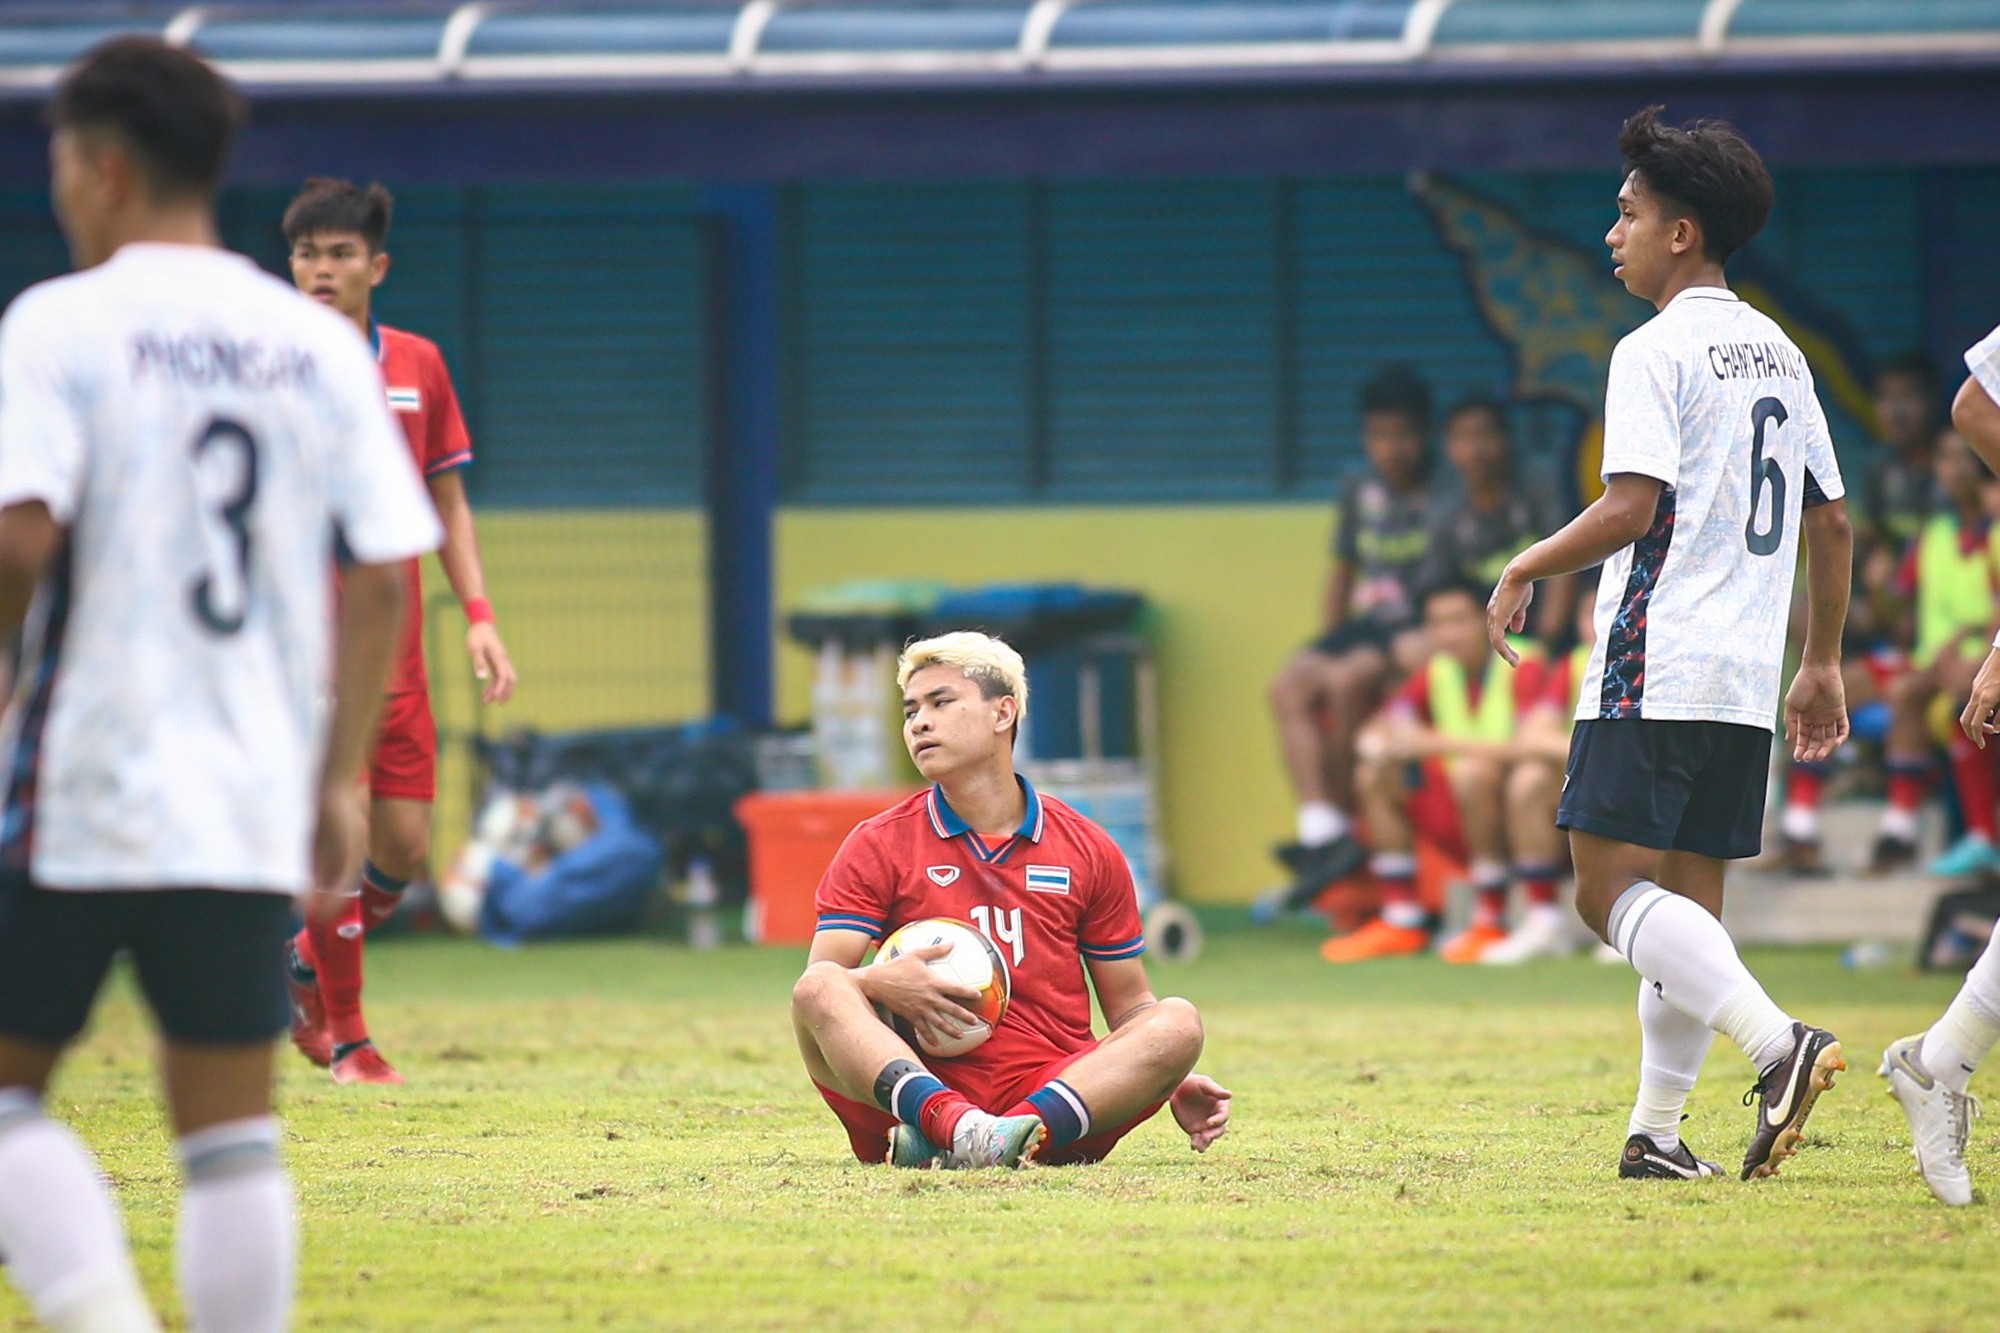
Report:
970,905,1024,969
189,417,259,634
1745,396,1787,557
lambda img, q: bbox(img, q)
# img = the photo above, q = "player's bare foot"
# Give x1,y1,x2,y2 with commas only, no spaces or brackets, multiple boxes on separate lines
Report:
330,1040,405,1086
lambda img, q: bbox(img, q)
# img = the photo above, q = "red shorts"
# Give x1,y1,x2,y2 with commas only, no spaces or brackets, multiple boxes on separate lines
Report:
368,691,436,804
1406,758,1468,863
814,1041,1168,1166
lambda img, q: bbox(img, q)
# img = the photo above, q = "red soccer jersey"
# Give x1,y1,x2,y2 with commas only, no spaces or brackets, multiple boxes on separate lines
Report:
373,322,472,696
815,779,1147,1100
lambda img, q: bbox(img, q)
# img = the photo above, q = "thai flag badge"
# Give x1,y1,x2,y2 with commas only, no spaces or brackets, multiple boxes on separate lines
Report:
1024,864,1071,895
386,386,423,413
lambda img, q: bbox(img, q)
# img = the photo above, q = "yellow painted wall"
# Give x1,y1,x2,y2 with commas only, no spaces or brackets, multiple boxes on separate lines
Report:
424,508,710,855
774,506,1334,904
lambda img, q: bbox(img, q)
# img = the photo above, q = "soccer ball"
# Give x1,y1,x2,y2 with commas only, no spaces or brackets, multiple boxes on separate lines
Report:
872,917,1010,1059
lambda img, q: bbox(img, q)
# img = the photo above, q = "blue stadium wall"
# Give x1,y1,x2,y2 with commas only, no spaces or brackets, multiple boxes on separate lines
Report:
0,75,1996,898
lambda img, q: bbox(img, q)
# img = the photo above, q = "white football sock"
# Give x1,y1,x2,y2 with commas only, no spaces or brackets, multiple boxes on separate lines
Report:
0,1090,158,1333
1880,805,1921,843
1921,931,2000,1095
177,1117,293,1333
1297,801,1348,847
1629,978,1716,1150
1608,882,1797,1069
1780,802,1818,843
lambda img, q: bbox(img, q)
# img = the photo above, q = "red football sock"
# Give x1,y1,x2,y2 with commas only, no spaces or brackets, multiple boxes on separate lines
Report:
918,1088,977,1148
308,895,369,1048
1950,737,2000,841
1517,863,1562,907
1888,763,1929,813
1473,881,1509,928
359,861,410,933
1787,765,1826,812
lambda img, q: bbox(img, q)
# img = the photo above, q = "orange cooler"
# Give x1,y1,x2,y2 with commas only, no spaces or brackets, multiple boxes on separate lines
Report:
735,789,918,945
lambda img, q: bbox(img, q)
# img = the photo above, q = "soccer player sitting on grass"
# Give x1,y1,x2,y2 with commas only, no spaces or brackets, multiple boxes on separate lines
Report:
1876,428,2000,879
791,632,1230,1168
1323,580,1567,964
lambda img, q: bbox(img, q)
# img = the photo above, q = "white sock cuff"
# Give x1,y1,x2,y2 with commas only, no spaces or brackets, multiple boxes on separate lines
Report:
179,1117,280,1185
1638,1065,1701,1094
1606,882,1672,958
1370,851,1417,878
1469,859,1508,888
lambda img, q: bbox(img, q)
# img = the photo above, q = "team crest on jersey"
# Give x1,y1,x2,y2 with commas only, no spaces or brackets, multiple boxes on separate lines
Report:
1025,865,1071,895
926,865,960,886
386,386,422,413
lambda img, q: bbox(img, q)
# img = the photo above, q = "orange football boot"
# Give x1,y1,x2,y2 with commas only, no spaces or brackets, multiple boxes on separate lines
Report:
1319,917,1430,963
1438,921,1508,964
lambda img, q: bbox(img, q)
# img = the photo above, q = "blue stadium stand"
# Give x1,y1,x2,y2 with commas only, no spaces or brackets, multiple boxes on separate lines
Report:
0,1,1994,94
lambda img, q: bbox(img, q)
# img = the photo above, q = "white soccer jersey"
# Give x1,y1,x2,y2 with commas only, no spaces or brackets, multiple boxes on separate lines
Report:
1967,324,2000,405
0,243,441,893
1575,286,1845,731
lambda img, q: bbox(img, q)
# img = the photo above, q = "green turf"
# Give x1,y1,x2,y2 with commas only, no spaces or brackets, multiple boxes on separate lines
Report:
3,924,1995,1330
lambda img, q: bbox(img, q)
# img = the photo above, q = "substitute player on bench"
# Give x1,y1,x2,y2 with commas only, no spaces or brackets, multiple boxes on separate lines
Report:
792,632,1230,1168
1488,107,1853,1182
0,39,438,1330
280,178,518,1085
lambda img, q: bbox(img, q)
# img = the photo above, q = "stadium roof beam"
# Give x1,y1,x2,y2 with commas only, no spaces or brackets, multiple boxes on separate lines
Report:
0,0,1996,96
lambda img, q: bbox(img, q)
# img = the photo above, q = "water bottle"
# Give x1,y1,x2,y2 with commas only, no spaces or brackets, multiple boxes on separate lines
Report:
686,857,722,951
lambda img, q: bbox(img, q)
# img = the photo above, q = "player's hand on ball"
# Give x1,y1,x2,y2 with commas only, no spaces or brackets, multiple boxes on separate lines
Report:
1486,569,1533,667
467,622,517,705
868,943,984,1049
306,782,366,924
1961,646,2000,748
1170,1073,1231,1153
1783,661,1850,763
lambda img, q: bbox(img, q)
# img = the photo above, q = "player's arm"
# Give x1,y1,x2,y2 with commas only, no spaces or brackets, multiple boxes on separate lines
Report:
1784,495,1851,763
1956,374,2000,475
1086,956,1159,1033
0,500,60,636
427,468,516,706
1322,560,1355,632
805,926,981,1049
1487,473,1664,665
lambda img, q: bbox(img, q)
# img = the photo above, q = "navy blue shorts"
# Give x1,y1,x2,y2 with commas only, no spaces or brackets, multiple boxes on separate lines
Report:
0,874,293,1045
1308,619,1398,658
1557,718,1772,861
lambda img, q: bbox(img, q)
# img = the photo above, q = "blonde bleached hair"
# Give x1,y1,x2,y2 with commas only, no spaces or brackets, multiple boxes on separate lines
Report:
897,630,1029,728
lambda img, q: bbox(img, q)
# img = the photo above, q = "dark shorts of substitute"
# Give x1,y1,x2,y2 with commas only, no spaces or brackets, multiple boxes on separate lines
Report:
1307,619,1398,659
0,874,294,1045
1557,718,1773,861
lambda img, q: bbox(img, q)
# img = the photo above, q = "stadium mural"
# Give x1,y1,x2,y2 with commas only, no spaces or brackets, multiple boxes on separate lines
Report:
1415,171,1880,507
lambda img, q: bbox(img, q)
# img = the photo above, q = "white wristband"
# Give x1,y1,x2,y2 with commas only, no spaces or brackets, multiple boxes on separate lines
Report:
1992,629,2000,650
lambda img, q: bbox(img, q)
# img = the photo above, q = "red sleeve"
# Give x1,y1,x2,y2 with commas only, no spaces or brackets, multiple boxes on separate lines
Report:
813,824,892,942
1388,671,1432,725
1543,661,1576,711
422,345,473,477
1512,660,1547,716
1077,830,1146,962
1894,540,1920,599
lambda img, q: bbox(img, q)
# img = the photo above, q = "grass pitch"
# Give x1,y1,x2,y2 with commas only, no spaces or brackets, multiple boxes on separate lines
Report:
2,921,1995,1331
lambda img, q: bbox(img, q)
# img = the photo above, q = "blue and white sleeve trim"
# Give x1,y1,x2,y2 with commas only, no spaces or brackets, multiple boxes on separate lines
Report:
816,912,886,939
1080,935,1147,962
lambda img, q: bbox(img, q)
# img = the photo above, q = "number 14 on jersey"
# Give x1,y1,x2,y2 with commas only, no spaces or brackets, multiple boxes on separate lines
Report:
969,905,1024,968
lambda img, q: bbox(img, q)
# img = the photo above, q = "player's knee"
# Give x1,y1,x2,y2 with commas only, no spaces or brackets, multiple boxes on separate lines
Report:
373,825,430,880
1507,760,1559,806
790,962,846,1019
1150,996,1205,1068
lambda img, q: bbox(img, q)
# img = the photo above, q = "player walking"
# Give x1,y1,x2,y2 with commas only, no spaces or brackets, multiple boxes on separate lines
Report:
1883,320,2000,1205
792,632,1231,1167
1488,107,1854,1182
280,178,517,1085
0,39,439,1330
